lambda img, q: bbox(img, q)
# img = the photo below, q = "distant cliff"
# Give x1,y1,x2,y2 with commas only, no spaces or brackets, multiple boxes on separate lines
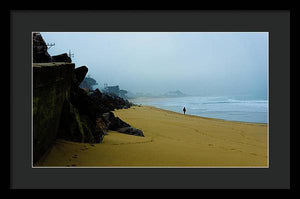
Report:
164,90,187,97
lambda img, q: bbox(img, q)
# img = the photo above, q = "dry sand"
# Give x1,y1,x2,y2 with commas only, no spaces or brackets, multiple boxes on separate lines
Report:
36,106,268,167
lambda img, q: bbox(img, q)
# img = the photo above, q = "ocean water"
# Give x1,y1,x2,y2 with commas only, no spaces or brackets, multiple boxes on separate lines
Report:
131,96,268,124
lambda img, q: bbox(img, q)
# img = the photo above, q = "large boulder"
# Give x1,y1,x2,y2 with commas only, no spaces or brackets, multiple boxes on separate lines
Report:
57,99,87,142
80,114,105,143
89,90,114,114
96,117,108,135
92,88,103,98
70,86,102,120
117,127,144,137
57,98,105,143
101,112,144,137
56,64,106,144
69,66,102,120
33,33,52,63
89,89,134,114
51,53,72,63
102,112,130,130
74,66,88,84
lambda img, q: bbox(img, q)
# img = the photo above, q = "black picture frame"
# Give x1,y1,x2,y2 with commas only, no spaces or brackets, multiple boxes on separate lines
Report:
10,10,291,189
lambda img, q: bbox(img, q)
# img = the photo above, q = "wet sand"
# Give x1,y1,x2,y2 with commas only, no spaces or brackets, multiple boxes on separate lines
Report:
36,106,268,167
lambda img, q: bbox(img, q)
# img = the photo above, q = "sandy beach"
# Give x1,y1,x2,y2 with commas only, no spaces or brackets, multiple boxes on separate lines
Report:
36,105,268,167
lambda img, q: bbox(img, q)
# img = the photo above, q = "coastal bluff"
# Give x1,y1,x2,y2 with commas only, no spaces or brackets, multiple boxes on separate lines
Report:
33,63,141,164
33,62,75,164
33,32,143,165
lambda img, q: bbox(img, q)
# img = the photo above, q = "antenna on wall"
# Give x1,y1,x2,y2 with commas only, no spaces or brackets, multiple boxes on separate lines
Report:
68,50,74,58
46,42,55,49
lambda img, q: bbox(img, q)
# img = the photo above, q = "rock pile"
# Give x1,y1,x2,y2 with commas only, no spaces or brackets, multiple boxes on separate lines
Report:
33,32,144,147
57,66,106,143
57,66,144,142
89,89,133,114
102,112,144,137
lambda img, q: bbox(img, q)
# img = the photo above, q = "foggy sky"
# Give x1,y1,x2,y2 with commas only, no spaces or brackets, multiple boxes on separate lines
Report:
40,32,268,99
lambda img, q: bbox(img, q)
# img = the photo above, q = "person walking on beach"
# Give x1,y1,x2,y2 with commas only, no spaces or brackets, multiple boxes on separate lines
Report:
183,107,186,115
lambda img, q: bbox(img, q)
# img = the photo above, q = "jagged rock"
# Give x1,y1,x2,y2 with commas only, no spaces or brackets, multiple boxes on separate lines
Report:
74,66,88,84
117,127,144,137
96,117,108,134
101,112,143,136
56,64,105,144
34,34,146,164
89,89,133,114
93,88,103,97
81,87,89,94
33,33,71,63
102,112,130,130
70,87,102,121
57,99,86,143
80,114,105,143
57,99,105,143
33,33,52,63
51,53,72,63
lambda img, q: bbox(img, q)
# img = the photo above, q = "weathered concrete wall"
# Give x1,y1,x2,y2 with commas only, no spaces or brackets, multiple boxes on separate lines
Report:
33,63,75,164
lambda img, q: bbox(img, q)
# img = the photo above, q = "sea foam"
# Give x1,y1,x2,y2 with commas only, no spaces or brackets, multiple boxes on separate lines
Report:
131,96,268,123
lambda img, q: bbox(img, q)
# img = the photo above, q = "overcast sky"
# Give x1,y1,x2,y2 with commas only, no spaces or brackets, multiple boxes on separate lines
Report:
41,32,268,99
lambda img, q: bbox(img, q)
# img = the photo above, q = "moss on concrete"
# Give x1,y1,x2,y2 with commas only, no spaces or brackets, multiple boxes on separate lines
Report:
33,62,104,164
57,98,98,144
33,63,74,164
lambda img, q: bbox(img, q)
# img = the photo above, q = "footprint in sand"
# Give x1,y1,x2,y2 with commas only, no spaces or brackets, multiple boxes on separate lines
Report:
250,153,258,156
81,146,89,151
208,144,214,147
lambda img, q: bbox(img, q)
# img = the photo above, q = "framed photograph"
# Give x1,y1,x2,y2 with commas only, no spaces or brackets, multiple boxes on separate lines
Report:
10,10,291,189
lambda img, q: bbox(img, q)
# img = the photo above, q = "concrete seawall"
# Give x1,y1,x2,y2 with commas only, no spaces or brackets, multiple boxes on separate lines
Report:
33,63,75,164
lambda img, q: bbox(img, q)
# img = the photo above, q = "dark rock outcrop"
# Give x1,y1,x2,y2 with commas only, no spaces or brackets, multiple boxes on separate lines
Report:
89,89,134,114
57,98,89,143
70,84,102,121
57,66,105,144
51,53,72,63
96,117,108,135
33,63,75,164
74,66,88,85
33,33,72,63
102,112,144,137
117,127,144,137
33,33,52,63
33,33,143,164
102,112,130,130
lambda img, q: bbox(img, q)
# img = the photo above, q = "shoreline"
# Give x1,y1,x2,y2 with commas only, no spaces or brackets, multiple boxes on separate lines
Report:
140,105,268,125
36,105,268,167
129,96,268,124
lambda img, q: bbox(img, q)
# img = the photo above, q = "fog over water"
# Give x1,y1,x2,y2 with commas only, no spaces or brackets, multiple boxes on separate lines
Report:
41,32,268,100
